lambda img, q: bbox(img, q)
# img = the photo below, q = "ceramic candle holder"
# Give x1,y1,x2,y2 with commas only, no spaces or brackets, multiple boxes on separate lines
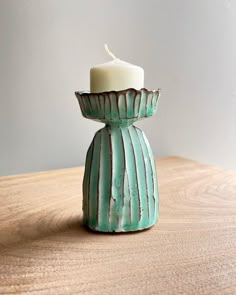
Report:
75,88,160,232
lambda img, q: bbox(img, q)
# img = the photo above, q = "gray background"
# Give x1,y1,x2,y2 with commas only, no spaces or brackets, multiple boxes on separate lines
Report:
0,0,236,176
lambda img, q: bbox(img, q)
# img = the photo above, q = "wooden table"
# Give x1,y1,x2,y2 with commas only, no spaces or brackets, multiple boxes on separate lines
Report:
0,157,236,294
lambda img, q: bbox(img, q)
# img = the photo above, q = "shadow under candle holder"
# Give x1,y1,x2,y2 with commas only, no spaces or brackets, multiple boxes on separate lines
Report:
75,88,161,232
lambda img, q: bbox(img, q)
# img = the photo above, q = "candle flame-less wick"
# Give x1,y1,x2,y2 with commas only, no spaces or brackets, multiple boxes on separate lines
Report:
104,44,118,60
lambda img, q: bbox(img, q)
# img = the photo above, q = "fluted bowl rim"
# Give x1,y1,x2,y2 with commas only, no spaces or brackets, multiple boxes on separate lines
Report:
75,87,161,125
75,87,161,97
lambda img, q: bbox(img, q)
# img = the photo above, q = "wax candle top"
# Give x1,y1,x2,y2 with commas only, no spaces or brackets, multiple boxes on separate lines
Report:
90,45,144,93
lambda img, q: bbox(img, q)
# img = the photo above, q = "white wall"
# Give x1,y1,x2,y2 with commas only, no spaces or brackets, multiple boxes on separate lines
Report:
0,0,236,176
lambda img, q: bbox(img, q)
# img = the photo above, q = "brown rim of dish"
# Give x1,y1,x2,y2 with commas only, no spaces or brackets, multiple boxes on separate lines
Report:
75,88,161,96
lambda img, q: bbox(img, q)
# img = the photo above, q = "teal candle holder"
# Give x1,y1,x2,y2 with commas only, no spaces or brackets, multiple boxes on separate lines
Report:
75,88,160,232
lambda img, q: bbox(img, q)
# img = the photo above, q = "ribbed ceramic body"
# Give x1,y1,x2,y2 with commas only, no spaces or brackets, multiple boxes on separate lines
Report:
75,88,160,232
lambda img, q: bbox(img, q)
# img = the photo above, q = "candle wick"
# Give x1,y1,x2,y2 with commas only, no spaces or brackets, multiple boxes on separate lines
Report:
104,44,118,60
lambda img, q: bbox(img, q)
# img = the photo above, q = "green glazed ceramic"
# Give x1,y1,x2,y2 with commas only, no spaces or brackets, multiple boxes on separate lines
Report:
75,88,160,232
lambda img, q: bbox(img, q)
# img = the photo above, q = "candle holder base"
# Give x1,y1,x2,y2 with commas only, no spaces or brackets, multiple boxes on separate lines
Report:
75,88,160,233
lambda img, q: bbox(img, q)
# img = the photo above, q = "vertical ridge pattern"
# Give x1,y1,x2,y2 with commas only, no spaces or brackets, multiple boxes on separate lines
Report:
97,127,111,231
76,88,160,124
136,127,156,220
77,88,160,232
83,125,158,232
82,139,94,226
120,129,132,228
142,129,158,221
88,131,102,228
134,127,150,221
110,127,125,230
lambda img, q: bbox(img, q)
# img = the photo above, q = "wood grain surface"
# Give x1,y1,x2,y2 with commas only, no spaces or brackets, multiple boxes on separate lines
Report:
0,157,236,294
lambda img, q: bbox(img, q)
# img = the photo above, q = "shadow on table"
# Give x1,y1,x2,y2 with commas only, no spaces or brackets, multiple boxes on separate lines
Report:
0,210,151,250
0,212,86,250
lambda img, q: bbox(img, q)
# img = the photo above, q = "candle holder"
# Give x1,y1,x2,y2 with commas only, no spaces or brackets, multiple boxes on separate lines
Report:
75,88,160,232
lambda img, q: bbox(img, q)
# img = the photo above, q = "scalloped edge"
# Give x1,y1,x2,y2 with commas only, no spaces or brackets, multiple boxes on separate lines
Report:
75,87,161,97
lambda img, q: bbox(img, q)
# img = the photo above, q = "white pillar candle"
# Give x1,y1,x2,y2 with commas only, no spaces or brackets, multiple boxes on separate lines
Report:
90,45,144,93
